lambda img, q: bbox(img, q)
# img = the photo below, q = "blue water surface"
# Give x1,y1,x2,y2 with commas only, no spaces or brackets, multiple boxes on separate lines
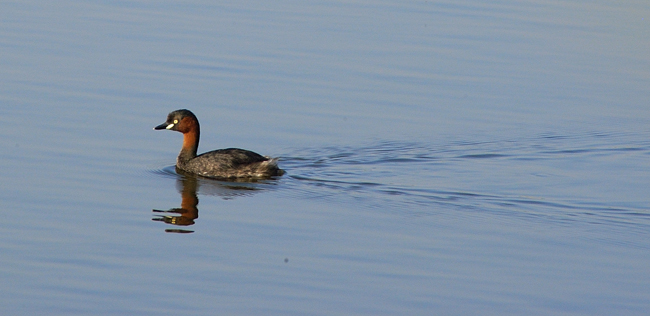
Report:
0,1,649,315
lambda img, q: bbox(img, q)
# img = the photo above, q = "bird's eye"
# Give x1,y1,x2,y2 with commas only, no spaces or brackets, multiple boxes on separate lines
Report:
173,119,179,124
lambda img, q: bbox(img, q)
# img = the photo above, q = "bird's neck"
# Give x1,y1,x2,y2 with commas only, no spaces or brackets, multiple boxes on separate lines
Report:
178,124,200,163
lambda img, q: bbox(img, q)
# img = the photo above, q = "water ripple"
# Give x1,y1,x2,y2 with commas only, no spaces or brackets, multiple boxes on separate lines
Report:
279,133,650,231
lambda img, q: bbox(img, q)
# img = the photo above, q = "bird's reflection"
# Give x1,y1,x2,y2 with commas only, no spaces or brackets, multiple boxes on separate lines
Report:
152,167,276,233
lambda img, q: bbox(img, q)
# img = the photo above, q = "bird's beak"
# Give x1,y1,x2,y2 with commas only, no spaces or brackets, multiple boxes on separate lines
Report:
154,122,174,130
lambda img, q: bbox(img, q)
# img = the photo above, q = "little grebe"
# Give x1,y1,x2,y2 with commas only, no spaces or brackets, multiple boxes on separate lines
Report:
154,109,283,179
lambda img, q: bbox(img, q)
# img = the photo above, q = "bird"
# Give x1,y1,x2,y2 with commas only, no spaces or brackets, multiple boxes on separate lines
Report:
154,109,283,179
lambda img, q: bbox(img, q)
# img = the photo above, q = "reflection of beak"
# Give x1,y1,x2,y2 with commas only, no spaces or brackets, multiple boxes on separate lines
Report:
165,229,194,234
154,122,173,130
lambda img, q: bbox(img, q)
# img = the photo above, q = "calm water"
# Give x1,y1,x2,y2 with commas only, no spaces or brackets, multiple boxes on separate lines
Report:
1,0,649,315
